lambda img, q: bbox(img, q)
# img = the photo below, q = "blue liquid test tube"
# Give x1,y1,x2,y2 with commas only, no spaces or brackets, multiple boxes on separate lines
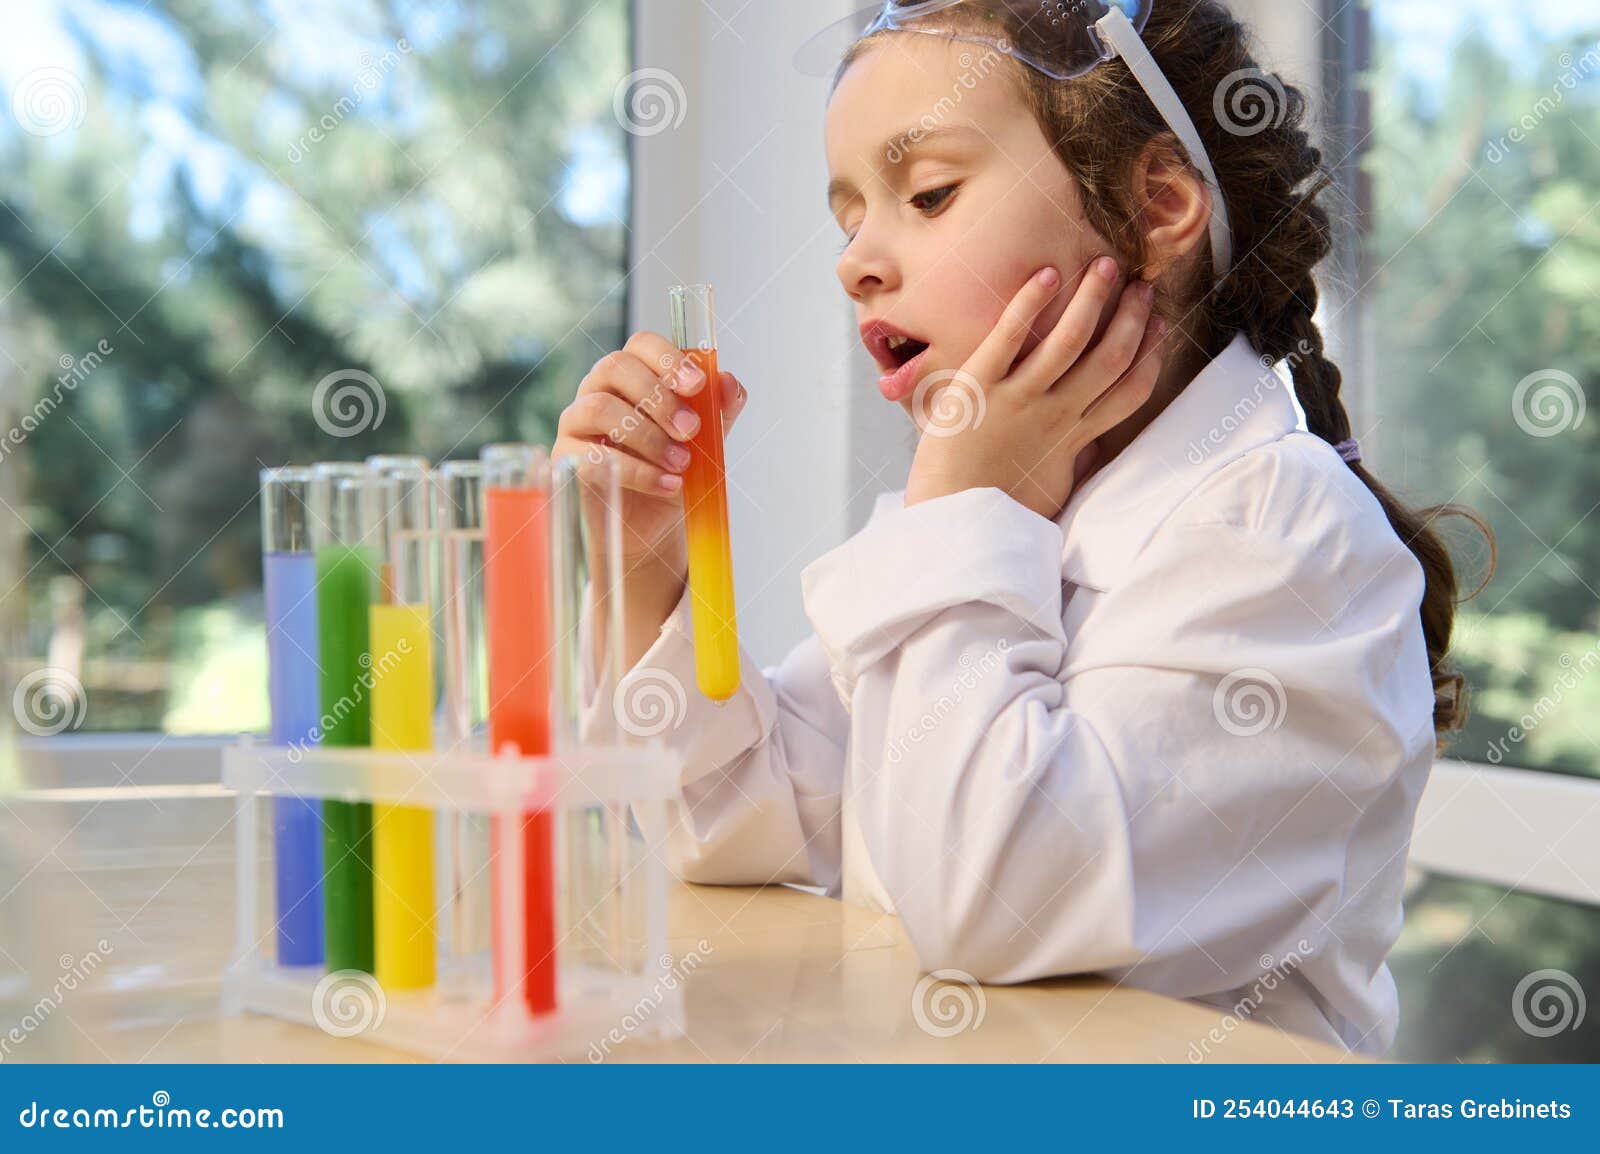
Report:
260,466,325,966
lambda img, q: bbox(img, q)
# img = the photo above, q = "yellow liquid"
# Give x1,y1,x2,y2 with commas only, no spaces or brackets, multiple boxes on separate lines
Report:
685,522,738,699
369,603,436,990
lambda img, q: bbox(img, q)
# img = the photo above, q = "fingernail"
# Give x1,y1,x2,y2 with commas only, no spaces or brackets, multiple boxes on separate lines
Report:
673,410,700,438
1137,281,1155,303
658,473,683,492
675,360,704,391
1093,256,1118,281
666,445,691,469
1154,316,1168,337
1038,266,1060,288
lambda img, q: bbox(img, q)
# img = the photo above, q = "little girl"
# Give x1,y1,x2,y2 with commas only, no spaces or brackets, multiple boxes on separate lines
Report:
554,0,1484,1055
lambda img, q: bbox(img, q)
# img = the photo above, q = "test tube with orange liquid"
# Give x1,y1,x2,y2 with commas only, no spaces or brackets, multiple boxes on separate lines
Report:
481,444,557,1016
668,283,739,701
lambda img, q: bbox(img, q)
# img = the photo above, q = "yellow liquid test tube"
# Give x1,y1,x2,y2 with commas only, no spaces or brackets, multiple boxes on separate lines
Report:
370,603,435,988
669,283,740,701
369,463,437,990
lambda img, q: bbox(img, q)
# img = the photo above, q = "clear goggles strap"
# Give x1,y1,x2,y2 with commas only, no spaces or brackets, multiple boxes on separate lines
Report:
1095,7,1234,285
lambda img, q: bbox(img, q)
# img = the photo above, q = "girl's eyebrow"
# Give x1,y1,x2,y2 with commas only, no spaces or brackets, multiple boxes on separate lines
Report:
827,124,983,209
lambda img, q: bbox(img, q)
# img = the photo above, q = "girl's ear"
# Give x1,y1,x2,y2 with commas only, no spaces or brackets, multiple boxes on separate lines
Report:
1130,136,1213,280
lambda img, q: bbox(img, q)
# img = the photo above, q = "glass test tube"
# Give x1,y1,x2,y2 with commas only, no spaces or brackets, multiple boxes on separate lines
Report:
668,283,740,701
436,460,491,995
309,462,379,974
550,453,643,975
364,455,432,600
368,460,437,990
482,443,557,1015
260,466,325,967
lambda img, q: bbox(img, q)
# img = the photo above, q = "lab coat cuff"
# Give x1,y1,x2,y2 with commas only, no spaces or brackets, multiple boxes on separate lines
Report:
800,486,1067,683
578,582,780,787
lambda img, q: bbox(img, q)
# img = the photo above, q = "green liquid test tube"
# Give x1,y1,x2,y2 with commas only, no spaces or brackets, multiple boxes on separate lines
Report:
310,463,378,973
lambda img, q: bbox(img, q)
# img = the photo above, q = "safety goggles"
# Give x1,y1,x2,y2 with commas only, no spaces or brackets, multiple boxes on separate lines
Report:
796,0,1233,282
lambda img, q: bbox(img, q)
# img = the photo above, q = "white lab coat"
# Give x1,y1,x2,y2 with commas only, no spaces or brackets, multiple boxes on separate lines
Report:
579,331,1435,1055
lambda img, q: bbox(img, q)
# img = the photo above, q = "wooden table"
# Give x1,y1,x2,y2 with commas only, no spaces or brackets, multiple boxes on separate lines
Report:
618,882,1349,1062
0,793,1350,1062
3,785,1349,1063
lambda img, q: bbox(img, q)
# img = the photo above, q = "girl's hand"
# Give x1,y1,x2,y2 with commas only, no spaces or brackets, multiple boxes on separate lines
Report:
903,258,1165,521
553,331,748,578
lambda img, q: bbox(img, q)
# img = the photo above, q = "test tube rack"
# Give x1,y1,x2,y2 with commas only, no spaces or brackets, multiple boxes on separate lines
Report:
220,736,684,1062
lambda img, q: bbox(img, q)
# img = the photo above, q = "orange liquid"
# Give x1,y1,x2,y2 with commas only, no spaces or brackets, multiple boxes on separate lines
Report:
680,347,739,700
484,485,557,1015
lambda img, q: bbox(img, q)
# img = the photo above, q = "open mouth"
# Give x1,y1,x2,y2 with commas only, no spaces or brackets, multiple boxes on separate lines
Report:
882,333,929,369
861,319,931,375
860,320,935,403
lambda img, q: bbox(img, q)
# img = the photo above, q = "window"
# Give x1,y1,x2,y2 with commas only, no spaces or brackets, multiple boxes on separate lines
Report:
1363,0,1600,780
1390,875,1598,1061
1354,0,1600,1062
0,0,632,736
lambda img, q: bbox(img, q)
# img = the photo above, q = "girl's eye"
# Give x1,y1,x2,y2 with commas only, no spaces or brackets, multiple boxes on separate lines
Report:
836,184,956,250
909,184,957,215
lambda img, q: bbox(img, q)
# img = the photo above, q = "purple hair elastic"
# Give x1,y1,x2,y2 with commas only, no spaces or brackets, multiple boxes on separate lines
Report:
1333,438,1362,465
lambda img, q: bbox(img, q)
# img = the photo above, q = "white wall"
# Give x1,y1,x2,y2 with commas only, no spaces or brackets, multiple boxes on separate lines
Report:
1229,0,1372,434
627,0,909,668
1230,0,1323,93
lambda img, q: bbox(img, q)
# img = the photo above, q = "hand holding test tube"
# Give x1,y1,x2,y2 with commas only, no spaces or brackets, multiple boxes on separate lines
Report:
668,283,740,702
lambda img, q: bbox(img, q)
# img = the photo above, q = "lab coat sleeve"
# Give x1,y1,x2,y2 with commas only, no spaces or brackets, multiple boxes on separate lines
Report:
799,478,1432,1007
576,581,848,890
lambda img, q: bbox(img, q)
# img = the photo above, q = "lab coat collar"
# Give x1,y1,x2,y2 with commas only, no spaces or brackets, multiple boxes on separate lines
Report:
1056,331,1299,592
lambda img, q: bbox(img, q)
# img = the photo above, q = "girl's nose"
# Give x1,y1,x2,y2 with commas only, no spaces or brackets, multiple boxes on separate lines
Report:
836,229,897,303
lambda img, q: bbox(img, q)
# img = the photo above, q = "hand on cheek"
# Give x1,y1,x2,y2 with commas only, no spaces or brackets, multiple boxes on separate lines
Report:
904,256,1164,520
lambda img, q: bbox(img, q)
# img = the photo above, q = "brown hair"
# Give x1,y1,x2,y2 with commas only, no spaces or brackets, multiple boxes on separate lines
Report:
839,1,1493,748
